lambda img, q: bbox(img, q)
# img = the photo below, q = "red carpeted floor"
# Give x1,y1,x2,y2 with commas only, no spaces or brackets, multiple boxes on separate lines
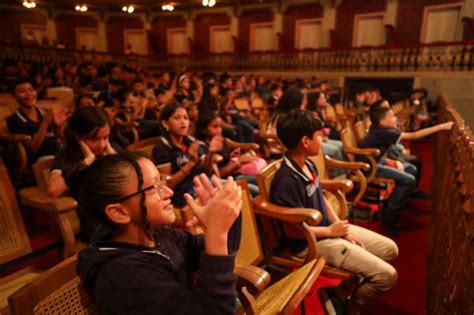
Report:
295,139,433,315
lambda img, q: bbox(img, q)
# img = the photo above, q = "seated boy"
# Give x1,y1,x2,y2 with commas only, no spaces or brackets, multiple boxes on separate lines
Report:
359,105,452,235
7,79,64,164
271,110,399,314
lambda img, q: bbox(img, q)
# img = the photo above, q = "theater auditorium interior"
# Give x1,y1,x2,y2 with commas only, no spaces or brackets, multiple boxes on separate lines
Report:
0,0,473,314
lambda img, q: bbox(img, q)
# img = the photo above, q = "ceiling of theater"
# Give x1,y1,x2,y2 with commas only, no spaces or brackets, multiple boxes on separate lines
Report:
5,0,278,11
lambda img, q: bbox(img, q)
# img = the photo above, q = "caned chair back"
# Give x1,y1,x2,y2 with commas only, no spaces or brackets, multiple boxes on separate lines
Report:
32,158,54,192
334,103,345,116
340,128,358,162
309,150,327,181
127,136,160,158
251,98,264,109
354,120,367,144
324,104,337,122
309,152,344,218
0,159,31,264
391,101,404,114
234,98,250,111
236,180,264,267
8,255,97,315
46,87,75,108
256,159,282,202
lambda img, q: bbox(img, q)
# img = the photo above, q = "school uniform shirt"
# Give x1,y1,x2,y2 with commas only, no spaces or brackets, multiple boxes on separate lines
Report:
270,155,332,251
7,107,58,163
152,135,207,207
359,125,402,163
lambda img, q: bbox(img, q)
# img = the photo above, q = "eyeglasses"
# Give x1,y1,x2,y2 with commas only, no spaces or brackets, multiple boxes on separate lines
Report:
114,182,167,203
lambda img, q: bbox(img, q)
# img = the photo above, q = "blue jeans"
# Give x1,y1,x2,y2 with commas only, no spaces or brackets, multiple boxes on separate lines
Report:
376,164,416,217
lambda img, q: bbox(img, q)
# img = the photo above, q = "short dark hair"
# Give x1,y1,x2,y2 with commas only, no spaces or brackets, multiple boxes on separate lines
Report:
276,110,322,150
369,105,391,126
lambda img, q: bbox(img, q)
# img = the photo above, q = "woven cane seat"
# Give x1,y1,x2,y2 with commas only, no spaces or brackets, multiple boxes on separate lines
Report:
33,276,97,315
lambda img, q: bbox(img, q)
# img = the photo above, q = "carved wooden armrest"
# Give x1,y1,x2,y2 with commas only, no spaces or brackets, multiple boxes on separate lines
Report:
235,264,271,295
324,155,370,172
344,146,381,157
49,197,78,214
320,178,354,193
252,196,322,226
225,138,260,151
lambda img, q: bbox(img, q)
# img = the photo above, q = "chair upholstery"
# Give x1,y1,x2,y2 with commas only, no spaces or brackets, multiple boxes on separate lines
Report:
8,255,97,315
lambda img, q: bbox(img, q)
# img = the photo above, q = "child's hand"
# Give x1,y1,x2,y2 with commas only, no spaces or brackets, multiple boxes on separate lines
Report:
188,141,201,162
193,174,221,206
441,121,454,130
209,135,223,153
395,160,404,171
41,109,54,127
328,220,349,237
229,148,241,159
184,177,241,235
79,140,95,166
105,141,117,155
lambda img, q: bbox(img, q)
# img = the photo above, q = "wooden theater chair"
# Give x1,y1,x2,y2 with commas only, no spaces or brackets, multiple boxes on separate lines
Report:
0,159,43,313
235,180,326,315
254,160,357,288
309,145,370,219
18,158,81,259
8,255,97,315
340,127,395,218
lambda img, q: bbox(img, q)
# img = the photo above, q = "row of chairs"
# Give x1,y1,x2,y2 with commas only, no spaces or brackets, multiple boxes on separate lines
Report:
1,125,372,314
426,95,474,314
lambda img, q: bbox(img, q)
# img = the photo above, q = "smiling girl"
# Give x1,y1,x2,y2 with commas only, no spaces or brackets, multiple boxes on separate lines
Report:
76,153,242,314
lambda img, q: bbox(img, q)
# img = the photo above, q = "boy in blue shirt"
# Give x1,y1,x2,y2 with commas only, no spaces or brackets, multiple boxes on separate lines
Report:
359,105,453,235
271,110,399,314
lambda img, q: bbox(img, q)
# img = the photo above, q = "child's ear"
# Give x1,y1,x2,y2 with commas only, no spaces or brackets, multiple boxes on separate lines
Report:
105,203,131,225
161,120,169,130
301,135,309,149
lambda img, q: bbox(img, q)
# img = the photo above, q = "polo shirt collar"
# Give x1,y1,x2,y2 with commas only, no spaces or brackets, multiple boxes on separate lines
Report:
283,155,316,183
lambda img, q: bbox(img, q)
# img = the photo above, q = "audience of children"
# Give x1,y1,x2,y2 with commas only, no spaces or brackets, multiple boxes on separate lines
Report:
1,57,455,314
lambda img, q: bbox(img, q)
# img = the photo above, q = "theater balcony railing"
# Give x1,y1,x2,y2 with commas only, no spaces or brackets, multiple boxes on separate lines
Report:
1,41,473,72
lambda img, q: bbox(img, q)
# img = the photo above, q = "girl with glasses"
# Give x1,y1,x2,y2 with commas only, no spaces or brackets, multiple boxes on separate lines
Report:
76,152,242,314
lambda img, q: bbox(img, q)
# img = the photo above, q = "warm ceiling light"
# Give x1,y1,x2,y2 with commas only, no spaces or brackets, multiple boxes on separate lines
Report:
22,0,36,8
122,5,134,13
202,0,216,7
75,4,87,12
161,4,174,11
